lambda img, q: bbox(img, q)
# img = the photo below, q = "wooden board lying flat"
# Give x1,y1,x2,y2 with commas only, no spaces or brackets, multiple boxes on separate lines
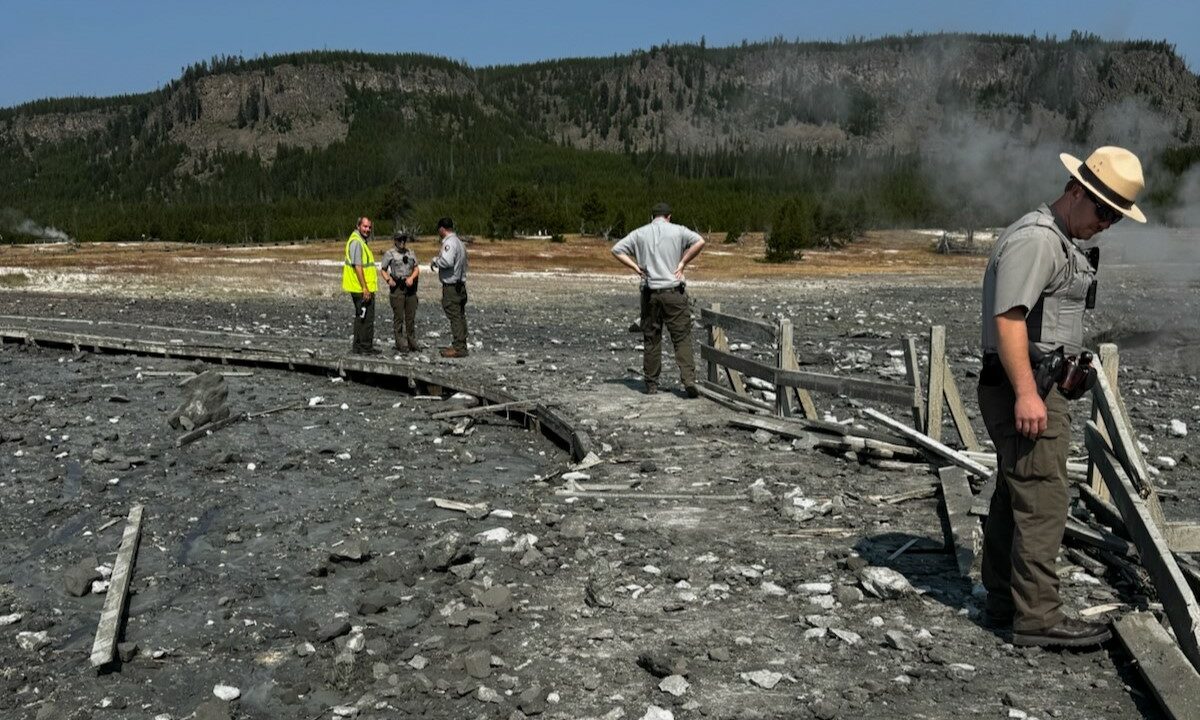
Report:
430,400,535,420
937,466,978,578
1086,422,1200,671
1113,612,1200,720
863,408,992,479
90,505,144,668
695,381,771,414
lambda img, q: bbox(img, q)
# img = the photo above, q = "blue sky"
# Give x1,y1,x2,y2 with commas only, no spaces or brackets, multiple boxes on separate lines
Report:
1,0,1195,108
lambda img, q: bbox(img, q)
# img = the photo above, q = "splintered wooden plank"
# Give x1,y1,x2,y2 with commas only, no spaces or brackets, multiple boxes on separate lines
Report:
937,466,978,578
902,336,927,431
90,505,144,668
941,357,980,451
775,320,796,418
776,320,818,420
1088,343,1119,502
698,307,778,344
1091,355,1166,527
1114,612,1200,720
863,408,992,479
696,380,772,414
1086,422,1200,671
925,327,946,443
430,400,535,420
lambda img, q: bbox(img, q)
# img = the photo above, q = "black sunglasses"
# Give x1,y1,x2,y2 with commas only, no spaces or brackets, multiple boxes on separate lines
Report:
1084,188,1122,224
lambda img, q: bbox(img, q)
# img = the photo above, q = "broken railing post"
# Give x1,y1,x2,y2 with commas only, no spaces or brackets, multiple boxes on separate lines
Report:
1088,343,1119,503
775,319,795,418
901,336,926,432
925,326,946,443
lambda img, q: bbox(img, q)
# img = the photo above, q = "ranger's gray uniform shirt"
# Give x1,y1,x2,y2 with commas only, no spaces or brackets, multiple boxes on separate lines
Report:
380,248,418,284
611,217,704,290
981,204,1096,356
432,233,467,284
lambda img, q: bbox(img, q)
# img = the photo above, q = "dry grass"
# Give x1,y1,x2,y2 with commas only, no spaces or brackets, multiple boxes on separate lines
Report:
0,231,984,298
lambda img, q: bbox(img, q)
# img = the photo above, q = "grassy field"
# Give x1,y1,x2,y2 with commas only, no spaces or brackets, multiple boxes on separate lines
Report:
0,230,985,287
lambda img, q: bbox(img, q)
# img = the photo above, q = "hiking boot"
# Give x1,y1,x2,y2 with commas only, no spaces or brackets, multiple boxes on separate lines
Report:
980,607,1014,629
1013,618,1111,648
354,346,381,356
440,347,469,358
644,381,658,395
407,339,423,352
684,385,700,399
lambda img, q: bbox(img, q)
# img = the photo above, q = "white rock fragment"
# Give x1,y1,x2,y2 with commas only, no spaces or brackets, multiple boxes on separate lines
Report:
332,706,358,717
1170,419,1188,437
16,630,50,651
474,527,513,545
659,674,690,696
91,579,111,594
640,706,674,720
307,396,324,407
643,565,662,576
0,612,22,626
212,684,241,701
759,581,787,597
1155,456,1177,470
408,654,428,669
477,686,502,703
803,628,828,640
741,669,783,689
795,582,833,595
858,566,916,599
830,628,862,645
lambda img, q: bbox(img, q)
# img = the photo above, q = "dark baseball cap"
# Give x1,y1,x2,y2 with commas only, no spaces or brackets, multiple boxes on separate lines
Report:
651,202,672,216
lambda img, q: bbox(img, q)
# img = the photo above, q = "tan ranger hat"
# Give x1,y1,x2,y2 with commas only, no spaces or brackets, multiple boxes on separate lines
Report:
1059,146,1147,223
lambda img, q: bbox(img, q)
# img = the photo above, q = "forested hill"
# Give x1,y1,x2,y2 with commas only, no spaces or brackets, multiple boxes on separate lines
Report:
3,32,1200,243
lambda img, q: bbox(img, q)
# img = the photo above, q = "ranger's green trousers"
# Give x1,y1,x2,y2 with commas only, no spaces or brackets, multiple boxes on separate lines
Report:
978,382,1071,633
441,282,469,352
641,286,695,387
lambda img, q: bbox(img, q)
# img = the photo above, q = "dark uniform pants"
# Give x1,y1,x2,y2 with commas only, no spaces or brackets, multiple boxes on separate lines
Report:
389,290,419,349
977,381,1071,633
441,282,468,352
641,286,696,387
349,292,375,352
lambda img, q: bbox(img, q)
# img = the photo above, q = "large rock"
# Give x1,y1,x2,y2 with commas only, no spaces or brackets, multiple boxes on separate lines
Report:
420,532,467,571
63,556,100,597
168,371,231,430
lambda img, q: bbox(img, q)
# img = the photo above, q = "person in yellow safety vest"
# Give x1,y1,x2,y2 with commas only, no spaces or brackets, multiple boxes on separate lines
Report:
343,216,379,355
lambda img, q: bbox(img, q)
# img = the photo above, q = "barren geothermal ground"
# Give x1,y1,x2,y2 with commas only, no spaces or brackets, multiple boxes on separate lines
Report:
1,228,1198,720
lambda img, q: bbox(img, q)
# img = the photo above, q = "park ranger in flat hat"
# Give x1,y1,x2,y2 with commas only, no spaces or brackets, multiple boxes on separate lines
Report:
977,146,1145,649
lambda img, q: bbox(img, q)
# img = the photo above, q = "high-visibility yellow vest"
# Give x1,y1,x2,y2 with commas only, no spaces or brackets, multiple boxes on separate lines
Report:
342,231,378,293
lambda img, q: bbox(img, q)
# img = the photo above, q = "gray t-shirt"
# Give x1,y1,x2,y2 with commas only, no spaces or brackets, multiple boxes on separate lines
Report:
347,231,368,266
380,247,418,286
981,204,1094,355
611,218,704,289
432,233,468,284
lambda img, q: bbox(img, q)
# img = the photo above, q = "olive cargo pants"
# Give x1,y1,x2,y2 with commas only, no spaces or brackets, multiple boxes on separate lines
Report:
349,292,375,353
441,282,469,352
977,381,1071,633
389,289,419,350
641,286,696,387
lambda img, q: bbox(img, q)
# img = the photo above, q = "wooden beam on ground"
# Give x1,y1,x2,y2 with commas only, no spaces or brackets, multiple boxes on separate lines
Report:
698,307,778,345
862,408,992,479
696,380,773,414
90,504,144,668
925,327,946,443
902,336,927,432
941,357,980,451
175,412,246,447
728,417,923,460
1113,612,1200,720
430,400,536,421
1086,421,1200,671
1089,343,1119,503
1063,517,1138,558
937,466,979,578
1077,482,1129,538
1091,354,1166,527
